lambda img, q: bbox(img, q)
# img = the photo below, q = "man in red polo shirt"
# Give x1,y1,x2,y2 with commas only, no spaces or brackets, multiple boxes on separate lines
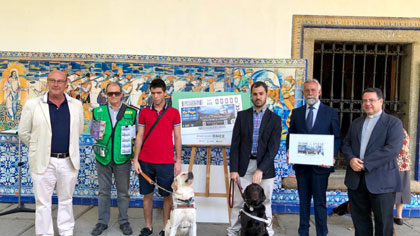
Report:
133,78,182,236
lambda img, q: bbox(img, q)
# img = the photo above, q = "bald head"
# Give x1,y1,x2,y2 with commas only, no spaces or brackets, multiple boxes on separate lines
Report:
48,70,66,80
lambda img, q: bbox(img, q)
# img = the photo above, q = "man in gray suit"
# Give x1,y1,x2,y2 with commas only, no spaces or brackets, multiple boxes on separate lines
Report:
342,88,404,236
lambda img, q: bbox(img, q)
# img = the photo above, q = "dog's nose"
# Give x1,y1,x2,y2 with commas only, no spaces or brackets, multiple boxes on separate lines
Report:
188,172,194,180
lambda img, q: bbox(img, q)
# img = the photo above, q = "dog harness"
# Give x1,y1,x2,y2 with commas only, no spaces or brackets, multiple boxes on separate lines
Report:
173,197,195,209
240,209,271,226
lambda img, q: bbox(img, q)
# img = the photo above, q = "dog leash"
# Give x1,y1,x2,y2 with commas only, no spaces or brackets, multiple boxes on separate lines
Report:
229,179,246,208
139,171,173,194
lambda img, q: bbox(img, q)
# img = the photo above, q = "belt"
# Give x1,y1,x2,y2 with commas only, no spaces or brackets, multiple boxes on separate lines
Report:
51,152,70,158
250,154,257,160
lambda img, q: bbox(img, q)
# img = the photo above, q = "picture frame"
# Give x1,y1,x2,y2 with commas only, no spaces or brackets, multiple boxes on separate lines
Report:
288,134,334,166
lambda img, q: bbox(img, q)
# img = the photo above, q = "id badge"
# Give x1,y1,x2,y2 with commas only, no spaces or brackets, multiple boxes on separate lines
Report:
93,144,108,157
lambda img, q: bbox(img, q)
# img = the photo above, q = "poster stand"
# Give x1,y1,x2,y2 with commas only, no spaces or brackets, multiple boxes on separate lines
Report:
187,144,231,221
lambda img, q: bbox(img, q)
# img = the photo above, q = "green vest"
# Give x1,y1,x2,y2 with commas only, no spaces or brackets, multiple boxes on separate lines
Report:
92,104,137,165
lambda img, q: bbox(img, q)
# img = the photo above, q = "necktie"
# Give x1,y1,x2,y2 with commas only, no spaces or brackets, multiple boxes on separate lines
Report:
306,106,314,131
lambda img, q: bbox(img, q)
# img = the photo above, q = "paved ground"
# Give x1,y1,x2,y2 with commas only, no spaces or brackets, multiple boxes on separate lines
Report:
0,203,419,236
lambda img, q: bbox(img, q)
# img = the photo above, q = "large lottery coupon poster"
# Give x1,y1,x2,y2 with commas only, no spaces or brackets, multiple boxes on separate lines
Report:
172,92,250,145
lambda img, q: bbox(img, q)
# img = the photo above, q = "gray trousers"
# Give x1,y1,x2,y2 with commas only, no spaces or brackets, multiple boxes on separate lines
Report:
96,160,131,225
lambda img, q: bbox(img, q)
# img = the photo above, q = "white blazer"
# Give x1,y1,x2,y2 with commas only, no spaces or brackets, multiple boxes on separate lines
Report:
18,93,84,174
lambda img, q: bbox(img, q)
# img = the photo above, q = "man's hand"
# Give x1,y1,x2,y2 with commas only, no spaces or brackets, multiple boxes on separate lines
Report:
319,159,336,168
252,169,263,184
174,160,181,176
349,158,364,172
133,160,142,174
230,172,240,183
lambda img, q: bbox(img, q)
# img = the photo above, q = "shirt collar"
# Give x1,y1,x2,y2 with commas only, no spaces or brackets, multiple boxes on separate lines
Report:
252,106,267,114
151,102,168,111
108,102,123,112
306,100,320,110
43,92,72,103
366,110,382,119
45,92,68,105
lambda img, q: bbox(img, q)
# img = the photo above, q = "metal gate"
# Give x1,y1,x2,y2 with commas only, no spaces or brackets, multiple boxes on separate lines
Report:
313,41,407,168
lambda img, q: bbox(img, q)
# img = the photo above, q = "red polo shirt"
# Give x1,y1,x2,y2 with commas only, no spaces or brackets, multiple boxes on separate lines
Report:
138,104,180,164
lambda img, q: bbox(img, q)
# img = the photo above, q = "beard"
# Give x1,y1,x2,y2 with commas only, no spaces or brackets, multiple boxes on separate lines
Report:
252,98,266,108
306,98,317,106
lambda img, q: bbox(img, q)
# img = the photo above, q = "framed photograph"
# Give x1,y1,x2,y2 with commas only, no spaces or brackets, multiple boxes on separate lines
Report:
289,134,334,166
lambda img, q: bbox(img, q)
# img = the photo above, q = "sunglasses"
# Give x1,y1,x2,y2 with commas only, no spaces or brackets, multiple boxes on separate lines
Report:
107,92,122,97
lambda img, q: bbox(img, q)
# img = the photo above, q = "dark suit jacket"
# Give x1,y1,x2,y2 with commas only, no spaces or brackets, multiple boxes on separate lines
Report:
342,112,404,194
286,102,342,175
229,107,282,179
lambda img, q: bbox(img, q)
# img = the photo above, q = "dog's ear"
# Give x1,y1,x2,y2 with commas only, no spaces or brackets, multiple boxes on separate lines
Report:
259,186,266,203
171,178,178,192
243,184,250,201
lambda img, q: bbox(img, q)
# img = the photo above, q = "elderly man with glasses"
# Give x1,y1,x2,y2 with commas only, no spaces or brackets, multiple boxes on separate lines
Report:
90,82,138,236
18,70,84,236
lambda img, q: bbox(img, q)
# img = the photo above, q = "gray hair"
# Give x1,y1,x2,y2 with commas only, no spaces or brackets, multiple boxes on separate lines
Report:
106,82,122,93
303,79,322,91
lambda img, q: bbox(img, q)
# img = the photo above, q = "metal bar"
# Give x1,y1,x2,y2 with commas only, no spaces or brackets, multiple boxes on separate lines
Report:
362,45,367,91
330,43,336,107
373,44,378,87
320,43,324,86
394,45,401,112
383,45,389,101
340,43,346,124
314,50,405,56
350,44,356,121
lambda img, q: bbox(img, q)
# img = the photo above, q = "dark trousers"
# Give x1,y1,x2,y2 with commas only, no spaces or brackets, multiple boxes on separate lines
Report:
348,174,395,236
296,170,330,236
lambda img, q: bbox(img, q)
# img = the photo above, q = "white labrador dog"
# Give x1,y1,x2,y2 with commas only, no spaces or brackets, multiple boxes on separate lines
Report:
165,171,196,236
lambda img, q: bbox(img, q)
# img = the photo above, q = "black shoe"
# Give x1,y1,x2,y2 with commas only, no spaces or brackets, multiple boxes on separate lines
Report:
120,222,133,235
394,217,404,225
91,223,108,236
139,227,153,236
159,230,165,236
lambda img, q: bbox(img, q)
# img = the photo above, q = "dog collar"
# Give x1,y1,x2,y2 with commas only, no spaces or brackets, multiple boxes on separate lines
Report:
175,204,195,209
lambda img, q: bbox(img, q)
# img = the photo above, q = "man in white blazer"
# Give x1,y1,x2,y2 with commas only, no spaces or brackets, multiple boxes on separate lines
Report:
19,70,84,236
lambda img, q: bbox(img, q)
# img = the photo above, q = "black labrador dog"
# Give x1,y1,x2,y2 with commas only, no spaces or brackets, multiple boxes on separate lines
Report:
240,183,269,236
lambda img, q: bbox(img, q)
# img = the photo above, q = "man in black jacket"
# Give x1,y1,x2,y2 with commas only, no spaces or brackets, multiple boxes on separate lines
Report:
227,81,282,236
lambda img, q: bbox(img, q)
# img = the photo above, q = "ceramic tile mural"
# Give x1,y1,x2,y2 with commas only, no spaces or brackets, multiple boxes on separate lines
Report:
0,51,310,210
0,51,419,213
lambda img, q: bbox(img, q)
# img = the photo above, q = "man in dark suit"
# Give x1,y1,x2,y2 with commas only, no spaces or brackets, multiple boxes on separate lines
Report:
286,79,341,236
342,88,404,236
227,81,282,236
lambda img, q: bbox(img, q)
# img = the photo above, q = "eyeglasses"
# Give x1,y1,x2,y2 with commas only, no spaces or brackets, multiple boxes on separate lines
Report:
47,79,67,84
107,92,122,97
362,98,379,104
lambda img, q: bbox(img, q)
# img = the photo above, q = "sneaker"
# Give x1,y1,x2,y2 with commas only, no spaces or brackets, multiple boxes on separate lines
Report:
120,222,133,235
159,230,165,236
139,227,153,236
91,223,108,236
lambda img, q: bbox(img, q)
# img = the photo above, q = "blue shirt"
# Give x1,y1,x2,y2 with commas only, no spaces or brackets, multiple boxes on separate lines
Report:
108,103,123,128
48,96,71,153
251,106,266,155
